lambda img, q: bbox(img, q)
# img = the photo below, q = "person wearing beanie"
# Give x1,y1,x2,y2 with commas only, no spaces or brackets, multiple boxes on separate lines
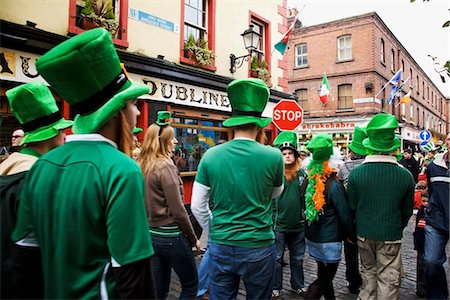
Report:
347,113,414,300
303,134,355,300
424,132,450,299
191,78,284,300
337,126,368,294
0,82,73,299
271,131,307,298
139,111,200,299
11,28,155,299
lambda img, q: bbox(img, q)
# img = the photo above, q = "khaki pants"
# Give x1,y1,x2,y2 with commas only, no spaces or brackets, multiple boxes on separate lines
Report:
357,236,402,300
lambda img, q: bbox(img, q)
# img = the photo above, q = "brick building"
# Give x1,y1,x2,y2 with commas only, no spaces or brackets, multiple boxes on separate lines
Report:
287,9,449,151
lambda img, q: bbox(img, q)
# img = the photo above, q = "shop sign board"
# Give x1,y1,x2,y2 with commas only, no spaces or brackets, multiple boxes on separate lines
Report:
272,100,303,131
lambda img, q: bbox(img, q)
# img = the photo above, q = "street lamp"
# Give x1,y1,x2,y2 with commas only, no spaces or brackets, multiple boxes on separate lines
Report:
229,25,262,73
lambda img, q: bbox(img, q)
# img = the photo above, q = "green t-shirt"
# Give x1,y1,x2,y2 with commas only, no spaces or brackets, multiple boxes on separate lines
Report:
12,139,153,299
273,169,306,232
195,139,284,248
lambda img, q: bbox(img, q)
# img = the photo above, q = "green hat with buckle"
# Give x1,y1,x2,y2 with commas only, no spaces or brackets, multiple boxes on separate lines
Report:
156,111,172,125
306,134,333,162
36,28,149,134
223,78,271,128
362,114,400,153
6,82,73,145
273,131,299,156
348,126,368,156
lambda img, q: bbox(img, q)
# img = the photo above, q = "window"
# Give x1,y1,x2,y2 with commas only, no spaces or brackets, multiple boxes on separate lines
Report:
391,49,395,71
401,60,405,73
410,68,413,84
69,0,128,47
337,35,352,61
248,12,271,77
410,104,414,122
422,82,425,99
338,84,352,109
417,107,420,125
296,89,308,113
401,101,405,118
295,43,308,67
416,75,420,94
380,38,385,63
180,0,216,70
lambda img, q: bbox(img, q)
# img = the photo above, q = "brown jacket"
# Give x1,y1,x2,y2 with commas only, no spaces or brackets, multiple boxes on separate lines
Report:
144,159,197,245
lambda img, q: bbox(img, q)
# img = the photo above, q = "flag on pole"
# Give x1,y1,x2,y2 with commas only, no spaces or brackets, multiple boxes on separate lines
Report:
274,14,298,55
399,90,412,105
319,73,330,104
387,70,402,105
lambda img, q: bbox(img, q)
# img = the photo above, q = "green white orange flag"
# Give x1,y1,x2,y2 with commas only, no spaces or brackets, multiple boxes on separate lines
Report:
319,73,330,104
274,14,298,55
399,90,412,105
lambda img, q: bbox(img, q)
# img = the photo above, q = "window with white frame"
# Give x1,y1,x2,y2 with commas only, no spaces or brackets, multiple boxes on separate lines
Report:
337,35,352,61
410,104,414,121
184,0,208,43
295,43,308,67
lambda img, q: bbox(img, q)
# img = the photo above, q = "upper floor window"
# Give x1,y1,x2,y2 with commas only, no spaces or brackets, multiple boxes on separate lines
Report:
391,49,395,71
295,43,308,67
337,35,352,61
296,89,308,113
69,0,128,47
401,59,405,73
416,75,420,94
380,38,385,63
247,12,271,83
181,0,216,70
338,84,353,109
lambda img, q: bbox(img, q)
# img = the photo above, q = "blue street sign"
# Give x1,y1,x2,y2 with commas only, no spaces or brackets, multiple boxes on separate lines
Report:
419,130,431,141
419,141,429,152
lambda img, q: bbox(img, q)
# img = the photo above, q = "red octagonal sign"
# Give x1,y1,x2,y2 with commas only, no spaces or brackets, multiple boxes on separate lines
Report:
272,99,303,131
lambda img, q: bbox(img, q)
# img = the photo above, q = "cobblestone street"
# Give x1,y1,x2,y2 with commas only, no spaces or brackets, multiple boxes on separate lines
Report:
167,217,449,299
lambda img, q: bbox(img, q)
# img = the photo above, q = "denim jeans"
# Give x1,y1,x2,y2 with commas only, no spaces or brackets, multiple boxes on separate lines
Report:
151,235,198,300
424,225,449,299
196,241,210,297
273,231,305,291
208,242,276,300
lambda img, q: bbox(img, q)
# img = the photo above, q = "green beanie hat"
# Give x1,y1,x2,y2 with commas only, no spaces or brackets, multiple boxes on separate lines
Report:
273,131,298,156
36,28,149,134
348,127,368,156
307,134,333,162
223,78,271,128
362,114,400,153
6,82,73,145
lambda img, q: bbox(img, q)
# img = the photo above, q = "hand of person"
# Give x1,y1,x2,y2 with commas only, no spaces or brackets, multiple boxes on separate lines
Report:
346,238,355,245
194,239,201,251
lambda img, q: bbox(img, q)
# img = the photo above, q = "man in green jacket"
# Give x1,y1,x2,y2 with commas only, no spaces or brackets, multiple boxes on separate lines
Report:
347,113,414,300
0,82,72,299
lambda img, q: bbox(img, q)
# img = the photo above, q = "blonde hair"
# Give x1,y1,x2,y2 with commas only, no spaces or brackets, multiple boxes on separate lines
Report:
140,124,174,175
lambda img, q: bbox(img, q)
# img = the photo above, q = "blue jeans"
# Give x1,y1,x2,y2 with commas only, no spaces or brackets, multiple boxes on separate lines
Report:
208,242,276,300
424,225,449,299
273,231,305,291
151,235,198,300
196,242,210,297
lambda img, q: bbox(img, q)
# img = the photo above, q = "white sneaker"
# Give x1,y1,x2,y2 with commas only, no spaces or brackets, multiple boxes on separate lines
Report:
272,289,281,298
291,287,306,296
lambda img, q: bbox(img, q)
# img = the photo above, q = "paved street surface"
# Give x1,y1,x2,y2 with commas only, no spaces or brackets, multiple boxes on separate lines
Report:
167,217,449,299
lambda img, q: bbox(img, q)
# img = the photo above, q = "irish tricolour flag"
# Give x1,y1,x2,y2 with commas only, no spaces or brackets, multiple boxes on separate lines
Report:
319,73,330,104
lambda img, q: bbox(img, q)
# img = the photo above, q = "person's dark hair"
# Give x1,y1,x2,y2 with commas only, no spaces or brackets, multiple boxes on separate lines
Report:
421,190,428,198
403,148,412,154
350,152,366,160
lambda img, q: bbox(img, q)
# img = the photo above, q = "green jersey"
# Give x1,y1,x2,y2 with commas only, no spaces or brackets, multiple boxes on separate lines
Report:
195,139,284,248
13,136,153,299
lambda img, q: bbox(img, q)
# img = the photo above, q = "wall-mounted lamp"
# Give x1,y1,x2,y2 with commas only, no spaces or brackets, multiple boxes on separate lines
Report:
229,25,261,73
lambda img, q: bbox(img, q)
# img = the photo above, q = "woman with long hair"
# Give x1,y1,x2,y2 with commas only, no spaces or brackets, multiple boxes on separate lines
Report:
140,111,200,300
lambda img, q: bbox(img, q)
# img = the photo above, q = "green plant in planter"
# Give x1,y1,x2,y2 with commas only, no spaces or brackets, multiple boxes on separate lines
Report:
250,56,271,86
184,34,215,66
81,0,119,35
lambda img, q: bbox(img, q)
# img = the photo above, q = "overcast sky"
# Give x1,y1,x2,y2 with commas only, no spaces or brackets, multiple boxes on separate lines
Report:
287,0,450,97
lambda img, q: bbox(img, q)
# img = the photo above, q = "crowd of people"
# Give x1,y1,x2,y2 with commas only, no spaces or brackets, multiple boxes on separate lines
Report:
0,27,449,300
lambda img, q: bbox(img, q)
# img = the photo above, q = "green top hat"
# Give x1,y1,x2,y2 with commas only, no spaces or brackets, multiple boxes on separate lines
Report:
222,78,271,128
362,114,400,153
348,126,368,156
132,127,143,134
307,134,333,162
273,131,298,156
6,82,73,145
156,111,172,126
35,28,149,134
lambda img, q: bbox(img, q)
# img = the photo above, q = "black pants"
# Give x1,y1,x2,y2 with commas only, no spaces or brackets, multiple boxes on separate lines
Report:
306,261,339,300
344,240,362,289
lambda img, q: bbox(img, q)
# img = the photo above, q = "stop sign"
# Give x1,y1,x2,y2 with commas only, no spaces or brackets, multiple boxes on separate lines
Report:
272,99,303,131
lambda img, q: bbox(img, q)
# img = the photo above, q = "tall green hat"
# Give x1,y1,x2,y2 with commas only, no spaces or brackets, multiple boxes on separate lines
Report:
222,78,271,128
307,134,333,162
6,82,73,145
362,114,400,153
348,127,368,156
156,111,172,125
35,28,149,134
273,131,298,156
